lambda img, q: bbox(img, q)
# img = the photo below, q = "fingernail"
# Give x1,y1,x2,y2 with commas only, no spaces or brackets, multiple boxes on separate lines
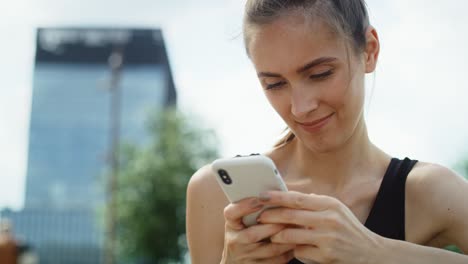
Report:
259,192,271,202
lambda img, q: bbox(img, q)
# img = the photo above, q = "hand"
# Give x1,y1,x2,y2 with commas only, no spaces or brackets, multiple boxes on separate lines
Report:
221,197,296,264
257,191,382,264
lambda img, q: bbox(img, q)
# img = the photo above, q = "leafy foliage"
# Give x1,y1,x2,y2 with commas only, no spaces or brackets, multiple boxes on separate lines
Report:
453,158,468,180
115,108,219,263
445,245,463,254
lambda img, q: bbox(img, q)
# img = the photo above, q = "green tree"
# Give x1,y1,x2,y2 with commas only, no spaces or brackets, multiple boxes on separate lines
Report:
454,158,468,180
116,108,219,263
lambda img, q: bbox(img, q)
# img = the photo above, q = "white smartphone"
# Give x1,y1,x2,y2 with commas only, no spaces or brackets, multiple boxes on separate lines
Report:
211,154,288,227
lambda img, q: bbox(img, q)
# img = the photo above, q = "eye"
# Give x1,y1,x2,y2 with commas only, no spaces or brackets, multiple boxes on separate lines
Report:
309,70,333,80
266,81,287,90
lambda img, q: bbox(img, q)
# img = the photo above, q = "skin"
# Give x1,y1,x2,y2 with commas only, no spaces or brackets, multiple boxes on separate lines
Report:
186,11,468,264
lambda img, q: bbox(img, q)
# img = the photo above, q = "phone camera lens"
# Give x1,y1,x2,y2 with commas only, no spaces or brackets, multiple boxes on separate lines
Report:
217,169,232,185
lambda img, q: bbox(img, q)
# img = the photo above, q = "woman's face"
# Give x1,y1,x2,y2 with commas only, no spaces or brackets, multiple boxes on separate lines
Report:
248,14,369,153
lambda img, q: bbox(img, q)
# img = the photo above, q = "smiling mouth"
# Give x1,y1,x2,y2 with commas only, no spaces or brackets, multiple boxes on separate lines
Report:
297,113,335,126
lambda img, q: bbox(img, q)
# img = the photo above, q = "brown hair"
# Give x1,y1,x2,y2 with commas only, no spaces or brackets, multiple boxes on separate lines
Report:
243,0,370,147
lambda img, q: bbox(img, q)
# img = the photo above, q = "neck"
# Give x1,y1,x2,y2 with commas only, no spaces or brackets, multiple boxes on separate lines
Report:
287,116,388,191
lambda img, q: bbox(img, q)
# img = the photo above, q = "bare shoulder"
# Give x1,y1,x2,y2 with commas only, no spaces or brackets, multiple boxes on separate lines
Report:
188,164,224,198
406,161,468,251
186,164,229,263
187,164,230,218
407,161,463,189
187,163,229,225
406,161,467,206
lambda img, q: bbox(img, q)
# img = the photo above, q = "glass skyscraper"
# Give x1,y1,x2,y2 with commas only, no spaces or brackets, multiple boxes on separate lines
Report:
1,27,177,264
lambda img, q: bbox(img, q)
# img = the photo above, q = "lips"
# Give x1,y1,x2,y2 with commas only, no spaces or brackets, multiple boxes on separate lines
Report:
297,113,334,126
295,113,334,133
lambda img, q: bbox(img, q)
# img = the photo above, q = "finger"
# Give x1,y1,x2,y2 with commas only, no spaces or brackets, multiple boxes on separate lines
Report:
294,245,327,264
259,191,337,211
250,243,295,259
258,207,340,228
224,197,264,230
235,224,286,244
254,250,295,264
270,227,322,245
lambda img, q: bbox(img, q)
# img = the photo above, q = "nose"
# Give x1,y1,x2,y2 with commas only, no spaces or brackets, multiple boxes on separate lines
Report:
290,85,319,119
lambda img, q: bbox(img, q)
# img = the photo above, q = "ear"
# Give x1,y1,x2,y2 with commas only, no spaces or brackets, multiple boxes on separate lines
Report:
364,26,380,73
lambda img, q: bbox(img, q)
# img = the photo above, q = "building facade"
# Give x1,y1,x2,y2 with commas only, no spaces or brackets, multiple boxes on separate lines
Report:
2,27,177,264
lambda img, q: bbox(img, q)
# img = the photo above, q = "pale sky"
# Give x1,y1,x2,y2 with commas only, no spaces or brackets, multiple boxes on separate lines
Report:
1,0,468,210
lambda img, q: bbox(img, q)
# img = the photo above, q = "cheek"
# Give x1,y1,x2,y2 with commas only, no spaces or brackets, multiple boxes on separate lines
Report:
323,72,365,127
323,74,351,109
337,75,365,123
346,74,366,109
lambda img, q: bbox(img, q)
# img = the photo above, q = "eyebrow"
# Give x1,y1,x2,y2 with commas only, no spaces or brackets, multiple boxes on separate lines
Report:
257,56,337,78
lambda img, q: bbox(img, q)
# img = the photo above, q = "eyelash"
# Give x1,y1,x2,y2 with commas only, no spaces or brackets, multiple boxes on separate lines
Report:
310,70,333,80
266,81,287,90
265,70,334,90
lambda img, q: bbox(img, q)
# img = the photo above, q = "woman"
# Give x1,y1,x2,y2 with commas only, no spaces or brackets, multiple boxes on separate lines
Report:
186,0,468,263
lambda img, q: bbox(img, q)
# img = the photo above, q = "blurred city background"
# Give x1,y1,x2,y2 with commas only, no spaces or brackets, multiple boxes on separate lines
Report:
1,0,468,263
